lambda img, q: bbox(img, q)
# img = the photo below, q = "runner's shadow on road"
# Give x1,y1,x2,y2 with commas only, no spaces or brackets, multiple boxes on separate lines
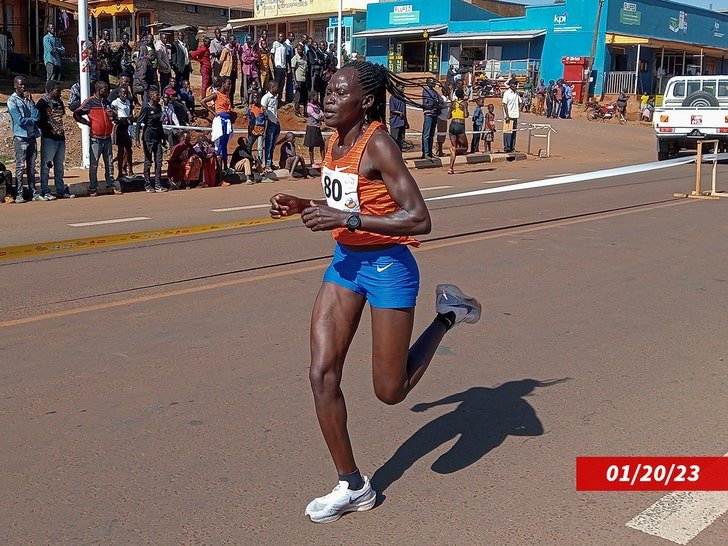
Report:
370,378,570,505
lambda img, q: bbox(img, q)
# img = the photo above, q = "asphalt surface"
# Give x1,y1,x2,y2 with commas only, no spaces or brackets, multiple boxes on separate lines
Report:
1,121,727,545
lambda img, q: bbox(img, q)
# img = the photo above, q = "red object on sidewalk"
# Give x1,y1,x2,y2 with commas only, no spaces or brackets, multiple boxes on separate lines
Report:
562,56,589,103
576,457,728,491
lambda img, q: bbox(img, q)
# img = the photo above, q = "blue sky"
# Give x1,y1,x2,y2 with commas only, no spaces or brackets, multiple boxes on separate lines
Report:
513,0,728,11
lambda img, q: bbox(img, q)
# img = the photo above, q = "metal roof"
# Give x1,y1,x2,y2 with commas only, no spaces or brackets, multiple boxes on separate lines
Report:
353,25,448,39
429,29,547,42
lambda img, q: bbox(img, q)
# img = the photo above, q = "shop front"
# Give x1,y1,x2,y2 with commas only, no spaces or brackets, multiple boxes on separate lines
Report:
228,0,367,55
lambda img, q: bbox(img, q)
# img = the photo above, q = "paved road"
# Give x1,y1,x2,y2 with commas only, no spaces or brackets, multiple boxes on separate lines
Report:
2,153,727,544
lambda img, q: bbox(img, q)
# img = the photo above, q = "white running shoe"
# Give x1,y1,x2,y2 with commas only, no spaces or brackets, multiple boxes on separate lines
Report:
304,476,376,523
436,284,482,325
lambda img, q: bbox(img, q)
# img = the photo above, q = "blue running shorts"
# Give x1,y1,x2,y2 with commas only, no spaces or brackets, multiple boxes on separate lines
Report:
323,243,420,309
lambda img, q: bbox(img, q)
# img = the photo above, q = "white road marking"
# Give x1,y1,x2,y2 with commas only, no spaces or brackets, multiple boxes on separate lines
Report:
68,217,151,227
425,155,712,202
483,178,521,184
546,172,575,178
626,454,728,545
211,204,270,212
420,185,453,191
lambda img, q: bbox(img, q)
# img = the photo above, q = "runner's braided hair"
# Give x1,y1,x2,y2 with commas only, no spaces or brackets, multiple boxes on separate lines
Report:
342,60,429,129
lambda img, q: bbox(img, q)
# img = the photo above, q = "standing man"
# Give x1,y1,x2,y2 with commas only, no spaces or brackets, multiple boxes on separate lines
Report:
552,79,563,119
155,32,173,90
291,43,308,116
74,81,122,196
8,76,41,203
209,28,225,78
37,80,73,199
43,23,65,82
219,35,239,105
114,33,134,79
239,34,259,107
271,32,288,104
502,78,521,153
190,36,213,103
421,77,440,159
285,32,296,103
261,81,280,173
96,30,112,84
389,83,408,150
172,31,191,84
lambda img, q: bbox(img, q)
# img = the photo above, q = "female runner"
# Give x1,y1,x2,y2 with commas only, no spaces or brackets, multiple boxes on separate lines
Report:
269,60,481,523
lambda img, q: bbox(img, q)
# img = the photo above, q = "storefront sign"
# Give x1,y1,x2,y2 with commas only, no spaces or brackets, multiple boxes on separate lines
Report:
390,5,420,25
554,13,567,25
669,10,688,34
256,0,340,19
619,7,641,26
714,21,724,38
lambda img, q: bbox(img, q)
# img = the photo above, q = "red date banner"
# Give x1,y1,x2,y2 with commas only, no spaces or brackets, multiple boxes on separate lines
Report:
576,457,728,491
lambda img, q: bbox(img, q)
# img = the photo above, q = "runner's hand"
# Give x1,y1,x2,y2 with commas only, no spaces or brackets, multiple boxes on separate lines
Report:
301,201,346,232
270,193,302,218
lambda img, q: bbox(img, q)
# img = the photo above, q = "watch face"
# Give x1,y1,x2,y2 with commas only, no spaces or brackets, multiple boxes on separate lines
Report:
347,214,360,231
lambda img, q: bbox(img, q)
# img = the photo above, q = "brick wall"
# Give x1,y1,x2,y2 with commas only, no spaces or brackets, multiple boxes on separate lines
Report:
135,1,232,28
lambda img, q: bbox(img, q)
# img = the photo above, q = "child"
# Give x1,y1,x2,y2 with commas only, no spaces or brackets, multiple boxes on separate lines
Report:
247,79,262,105
161,87,181,148
261,81,280,173
246,91,266,165
470,98,484,153
194,136,227,187
201,77,236,171
135,87,166,192
279,132,308,178
178,79,196,115
167,131,201,189
484,103,497,153
111,86,134,179
304,95,325,169
1,162,15,203
231,136,258,185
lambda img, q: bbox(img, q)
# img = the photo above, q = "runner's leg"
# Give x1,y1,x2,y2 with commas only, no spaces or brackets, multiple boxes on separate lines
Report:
309,282,367,474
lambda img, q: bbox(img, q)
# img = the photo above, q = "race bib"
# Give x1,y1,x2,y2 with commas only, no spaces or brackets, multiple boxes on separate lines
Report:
321,165,360,213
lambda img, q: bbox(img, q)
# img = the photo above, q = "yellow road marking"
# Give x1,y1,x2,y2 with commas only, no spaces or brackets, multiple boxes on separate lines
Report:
0,199,693,328
0,216,292,261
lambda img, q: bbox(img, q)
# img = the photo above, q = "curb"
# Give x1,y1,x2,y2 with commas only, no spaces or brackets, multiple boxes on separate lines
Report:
405,152,528,169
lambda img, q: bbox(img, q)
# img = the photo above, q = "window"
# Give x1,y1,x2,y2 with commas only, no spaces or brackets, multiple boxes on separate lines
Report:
718,82,728,97
186,5,199,13
326,26,351,44
687,80,701,95
702,80,718,96
220,9,227,16
670,80,685,98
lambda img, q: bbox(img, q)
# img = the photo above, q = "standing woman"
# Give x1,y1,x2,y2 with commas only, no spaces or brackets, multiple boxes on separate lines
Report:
268,61,481,524
447,87,469,174
202,77,236,171
258,37,272,92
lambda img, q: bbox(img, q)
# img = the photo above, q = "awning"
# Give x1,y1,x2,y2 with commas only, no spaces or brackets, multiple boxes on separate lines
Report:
605,33,728,58
429,30,546,42
160,24,197,32
353,25,447,39
90,0,134,18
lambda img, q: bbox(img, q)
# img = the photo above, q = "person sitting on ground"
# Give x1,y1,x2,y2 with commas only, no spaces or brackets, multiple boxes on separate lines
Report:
230,136,258,185
447,87,469,175
163,76,178,96
279,132,308,178
161,87,181,148
178,79,196,115
167,130,202,189
640,96,655,122
304,94,325,168
247,79,262,105
194,135,228,187
1,162,15,203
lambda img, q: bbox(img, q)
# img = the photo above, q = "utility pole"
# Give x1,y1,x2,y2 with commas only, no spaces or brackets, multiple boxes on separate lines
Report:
584,0,605,106
78,0,90,168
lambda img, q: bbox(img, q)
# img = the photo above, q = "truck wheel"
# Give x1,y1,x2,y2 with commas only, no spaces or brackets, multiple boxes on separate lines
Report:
681,91,719,108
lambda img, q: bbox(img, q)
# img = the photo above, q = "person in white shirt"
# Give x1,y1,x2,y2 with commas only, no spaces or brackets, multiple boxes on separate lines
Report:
261,81,280,172
501,79,521,152
271,33,288,104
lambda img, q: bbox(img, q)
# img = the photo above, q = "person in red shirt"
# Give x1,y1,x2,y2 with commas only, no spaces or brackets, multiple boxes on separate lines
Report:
73,80,122,196
190,37,212,103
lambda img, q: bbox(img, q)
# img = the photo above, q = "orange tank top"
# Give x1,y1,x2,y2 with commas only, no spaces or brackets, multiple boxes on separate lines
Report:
322,121,419,247
215,92,231,114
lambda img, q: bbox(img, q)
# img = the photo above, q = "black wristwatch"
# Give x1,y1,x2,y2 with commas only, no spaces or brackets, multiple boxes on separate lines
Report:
346,214,361,232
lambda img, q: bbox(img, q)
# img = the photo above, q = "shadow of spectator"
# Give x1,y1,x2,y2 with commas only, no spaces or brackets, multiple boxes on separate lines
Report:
371,378,570,503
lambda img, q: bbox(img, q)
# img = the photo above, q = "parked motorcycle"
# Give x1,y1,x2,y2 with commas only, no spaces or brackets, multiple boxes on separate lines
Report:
586,102,627,124
474,77,501,98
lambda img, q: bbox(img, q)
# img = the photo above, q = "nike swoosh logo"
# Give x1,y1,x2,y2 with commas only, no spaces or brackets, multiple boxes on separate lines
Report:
376,263,394,273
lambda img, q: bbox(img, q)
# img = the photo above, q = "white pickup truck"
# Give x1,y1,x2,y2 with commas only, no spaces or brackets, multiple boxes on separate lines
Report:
653,76,728,160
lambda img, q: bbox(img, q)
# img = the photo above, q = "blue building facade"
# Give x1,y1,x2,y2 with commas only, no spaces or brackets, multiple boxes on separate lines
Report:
356,0,728,97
